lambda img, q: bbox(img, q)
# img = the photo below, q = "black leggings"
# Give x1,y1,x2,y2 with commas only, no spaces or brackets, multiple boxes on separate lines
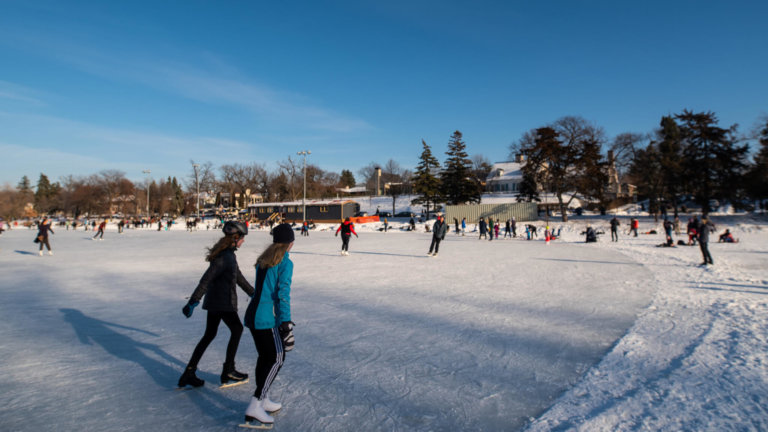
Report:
38,237,51,251
250,327,285,399
341,234,351,251
187,310,243,369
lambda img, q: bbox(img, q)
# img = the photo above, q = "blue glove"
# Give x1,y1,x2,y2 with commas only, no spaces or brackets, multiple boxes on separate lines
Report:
182,301,199,318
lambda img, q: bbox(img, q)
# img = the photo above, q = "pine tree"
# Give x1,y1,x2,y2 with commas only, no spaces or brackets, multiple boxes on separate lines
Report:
339,170,356,188
412,139,442,217
34,173,61,214
440,131,481,205
676,110,749,213
17,175,32,194
746,118,768,205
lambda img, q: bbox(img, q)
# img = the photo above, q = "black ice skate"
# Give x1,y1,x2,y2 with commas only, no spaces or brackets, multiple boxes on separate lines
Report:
177,366,204,388
220,363,249,388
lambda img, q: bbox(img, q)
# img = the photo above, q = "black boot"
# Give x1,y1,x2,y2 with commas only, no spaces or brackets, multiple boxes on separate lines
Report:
178,366,204,388
221,362,248,385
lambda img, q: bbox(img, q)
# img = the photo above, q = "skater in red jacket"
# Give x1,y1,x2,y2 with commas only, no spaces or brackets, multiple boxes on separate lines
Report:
335,217,358,256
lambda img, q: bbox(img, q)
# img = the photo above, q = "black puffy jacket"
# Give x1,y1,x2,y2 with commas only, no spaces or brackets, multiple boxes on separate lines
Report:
190,248,255,312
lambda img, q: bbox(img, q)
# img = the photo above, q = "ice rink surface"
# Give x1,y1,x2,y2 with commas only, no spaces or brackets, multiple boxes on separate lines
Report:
0,217,766,431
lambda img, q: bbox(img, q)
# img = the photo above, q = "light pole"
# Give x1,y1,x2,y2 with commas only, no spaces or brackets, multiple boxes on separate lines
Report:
192,164,200,220
142,169,151,218
297,150,311,223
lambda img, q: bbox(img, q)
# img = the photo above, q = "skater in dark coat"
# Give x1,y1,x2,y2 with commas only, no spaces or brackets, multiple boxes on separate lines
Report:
428,213,447,256
36,217,54,256
478,217,487,239
242,223,295,428
335,217,358,255
610,217,620,242
178,221,255,388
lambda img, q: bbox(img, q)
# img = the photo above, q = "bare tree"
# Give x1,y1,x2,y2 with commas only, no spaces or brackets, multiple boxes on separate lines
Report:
610,132,648,179
220,163,268,208
276,156,301,201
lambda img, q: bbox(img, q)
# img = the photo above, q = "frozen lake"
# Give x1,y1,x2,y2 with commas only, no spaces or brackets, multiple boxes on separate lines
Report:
1,217,766,431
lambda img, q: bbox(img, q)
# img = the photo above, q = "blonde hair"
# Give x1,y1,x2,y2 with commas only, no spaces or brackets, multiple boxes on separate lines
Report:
206,233,241,262
256,242,291,269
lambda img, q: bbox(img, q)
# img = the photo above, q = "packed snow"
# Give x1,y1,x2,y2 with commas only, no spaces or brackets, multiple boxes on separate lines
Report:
1,210,767,431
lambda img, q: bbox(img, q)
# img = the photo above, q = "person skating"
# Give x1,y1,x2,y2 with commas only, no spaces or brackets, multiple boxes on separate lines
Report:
478,217,487,239
610,216,620,242
93,220,106,240
698,216,715,266
36,217,54,256
629,218,639,237
335,217,358,255
241,223,295,429
178,221,255,389
487,218,494,241
454,218,459,235
663,218,674,246
511,217,517,237
428,213,447,256
461,217,466,236
504,219,512,239
301,221,309,236
687,216,699,245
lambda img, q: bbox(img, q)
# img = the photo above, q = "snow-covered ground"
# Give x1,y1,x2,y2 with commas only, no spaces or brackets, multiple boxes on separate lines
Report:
0,214,766,431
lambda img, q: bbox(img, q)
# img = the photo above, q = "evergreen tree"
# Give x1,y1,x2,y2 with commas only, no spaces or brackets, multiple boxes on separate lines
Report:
339,169,356,188
676,110,749,213
575,135,609,206
655,116,685,216
34,173,61,214
17,175,32,194
171,177,185,215
746,118,768,206
440,131,481,205
412,139,442,217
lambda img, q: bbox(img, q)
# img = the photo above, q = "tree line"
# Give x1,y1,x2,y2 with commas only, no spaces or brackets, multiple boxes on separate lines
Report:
1,110,766,221
506,111,767,221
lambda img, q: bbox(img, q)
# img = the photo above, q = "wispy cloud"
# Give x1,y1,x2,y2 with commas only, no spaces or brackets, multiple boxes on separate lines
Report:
0,80,46,106
5,31,371,132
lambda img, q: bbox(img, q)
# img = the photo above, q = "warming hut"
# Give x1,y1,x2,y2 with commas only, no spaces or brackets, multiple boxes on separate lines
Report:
248,200,359,223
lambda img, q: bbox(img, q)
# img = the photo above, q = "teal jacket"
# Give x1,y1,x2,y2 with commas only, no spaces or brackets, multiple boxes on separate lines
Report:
244,253,293,330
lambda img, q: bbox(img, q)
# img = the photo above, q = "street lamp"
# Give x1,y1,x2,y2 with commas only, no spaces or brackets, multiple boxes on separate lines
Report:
192,164,200,220
142,169,151,217
297,150,311,223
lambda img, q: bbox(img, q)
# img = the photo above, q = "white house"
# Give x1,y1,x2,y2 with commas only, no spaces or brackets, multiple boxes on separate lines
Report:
485,160,525,193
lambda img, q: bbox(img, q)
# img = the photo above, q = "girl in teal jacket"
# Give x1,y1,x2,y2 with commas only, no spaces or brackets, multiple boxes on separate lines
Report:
242,223,295,429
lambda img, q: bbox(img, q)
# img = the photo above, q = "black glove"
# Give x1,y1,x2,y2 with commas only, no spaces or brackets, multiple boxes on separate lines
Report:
279,321,295,352
335,233,338,237
182,301,199,318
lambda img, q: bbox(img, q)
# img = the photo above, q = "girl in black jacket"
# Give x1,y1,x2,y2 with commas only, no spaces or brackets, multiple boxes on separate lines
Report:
178,221,255,388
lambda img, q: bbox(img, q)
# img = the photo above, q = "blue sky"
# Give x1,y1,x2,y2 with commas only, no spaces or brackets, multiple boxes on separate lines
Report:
1,0,766,187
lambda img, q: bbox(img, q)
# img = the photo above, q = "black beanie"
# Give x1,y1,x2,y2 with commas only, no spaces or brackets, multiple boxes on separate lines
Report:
273,223,295,244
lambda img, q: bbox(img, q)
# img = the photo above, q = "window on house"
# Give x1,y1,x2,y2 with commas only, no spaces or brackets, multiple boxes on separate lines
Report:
320,206,328,212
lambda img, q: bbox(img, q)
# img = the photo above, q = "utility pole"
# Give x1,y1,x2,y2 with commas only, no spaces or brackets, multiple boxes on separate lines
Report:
297,150,311,222
142,169,151,218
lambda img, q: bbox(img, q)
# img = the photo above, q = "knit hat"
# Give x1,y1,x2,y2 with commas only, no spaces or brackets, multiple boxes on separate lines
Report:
272,223,295,244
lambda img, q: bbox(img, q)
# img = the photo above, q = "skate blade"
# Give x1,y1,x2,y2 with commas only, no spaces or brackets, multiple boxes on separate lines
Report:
219,378,249,389
238,420,273,429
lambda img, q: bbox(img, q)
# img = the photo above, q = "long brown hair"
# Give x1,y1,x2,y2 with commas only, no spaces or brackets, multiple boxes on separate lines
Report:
206,233,241,261
255,242,291,269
